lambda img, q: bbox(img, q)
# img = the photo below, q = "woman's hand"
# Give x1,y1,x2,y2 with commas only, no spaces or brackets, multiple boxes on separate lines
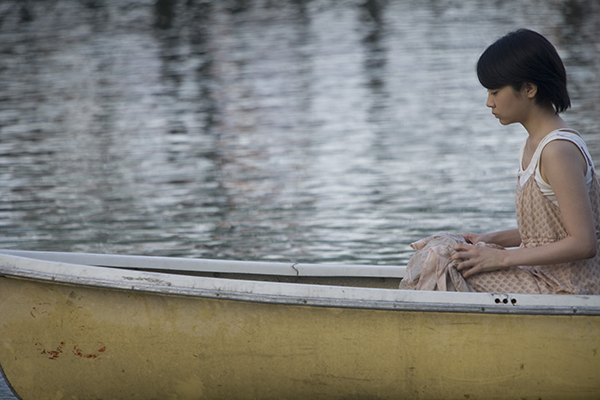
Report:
451,243,508,279
460,232,484,245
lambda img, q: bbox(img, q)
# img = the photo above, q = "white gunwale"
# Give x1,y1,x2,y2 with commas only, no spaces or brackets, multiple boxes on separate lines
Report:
1,250,599,316
0,249,406,277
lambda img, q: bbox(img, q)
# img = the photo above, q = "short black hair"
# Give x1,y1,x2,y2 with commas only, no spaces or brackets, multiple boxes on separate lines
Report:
477,29,570,114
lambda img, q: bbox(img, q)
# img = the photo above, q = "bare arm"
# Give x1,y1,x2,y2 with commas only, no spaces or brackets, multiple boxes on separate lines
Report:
461,229,521,248
454,140,597,278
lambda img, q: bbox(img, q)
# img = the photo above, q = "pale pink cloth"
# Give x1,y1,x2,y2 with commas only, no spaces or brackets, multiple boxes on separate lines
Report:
399,232,501,292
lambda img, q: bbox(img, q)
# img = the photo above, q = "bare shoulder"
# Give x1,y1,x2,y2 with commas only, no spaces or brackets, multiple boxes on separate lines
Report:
541,139,588,174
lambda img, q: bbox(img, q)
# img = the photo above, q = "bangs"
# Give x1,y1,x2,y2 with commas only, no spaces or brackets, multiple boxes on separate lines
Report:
476,39,523,90
477,50,507,90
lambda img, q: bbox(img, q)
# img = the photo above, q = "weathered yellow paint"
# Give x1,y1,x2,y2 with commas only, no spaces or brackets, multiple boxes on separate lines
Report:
0,276,599,400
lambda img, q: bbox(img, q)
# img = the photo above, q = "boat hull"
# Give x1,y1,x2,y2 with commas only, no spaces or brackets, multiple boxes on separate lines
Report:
1,274,599,400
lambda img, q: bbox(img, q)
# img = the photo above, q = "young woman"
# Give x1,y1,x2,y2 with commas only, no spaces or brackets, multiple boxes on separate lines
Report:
450,29,600,295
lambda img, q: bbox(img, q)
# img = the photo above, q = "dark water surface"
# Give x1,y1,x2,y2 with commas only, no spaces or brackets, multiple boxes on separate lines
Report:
1,0,600,398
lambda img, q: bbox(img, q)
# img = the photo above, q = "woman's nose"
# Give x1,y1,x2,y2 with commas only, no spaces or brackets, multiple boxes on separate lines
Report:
486,93,494,108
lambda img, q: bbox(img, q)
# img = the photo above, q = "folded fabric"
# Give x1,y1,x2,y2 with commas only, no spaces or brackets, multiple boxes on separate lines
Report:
399,232,503,292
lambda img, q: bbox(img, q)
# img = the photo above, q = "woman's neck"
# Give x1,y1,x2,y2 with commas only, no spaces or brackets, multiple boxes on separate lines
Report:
521,104,569,143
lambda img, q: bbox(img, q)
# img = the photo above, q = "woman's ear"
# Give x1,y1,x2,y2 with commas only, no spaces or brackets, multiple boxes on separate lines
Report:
524,82,538,99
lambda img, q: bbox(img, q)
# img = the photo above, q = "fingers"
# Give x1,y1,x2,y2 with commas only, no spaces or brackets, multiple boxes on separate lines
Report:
459,233,473,244
454,259,480,278
459,233,478,244
453,243,472,252
455,260,477,274
451,243,478,277
459,265,480,279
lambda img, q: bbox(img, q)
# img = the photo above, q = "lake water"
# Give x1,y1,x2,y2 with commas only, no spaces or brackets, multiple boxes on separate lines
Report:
1,0,599,398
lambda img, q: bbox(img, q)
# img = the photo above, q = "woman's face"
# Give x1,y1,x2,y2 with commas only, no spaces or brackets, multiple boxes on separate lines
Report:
485,85,531,126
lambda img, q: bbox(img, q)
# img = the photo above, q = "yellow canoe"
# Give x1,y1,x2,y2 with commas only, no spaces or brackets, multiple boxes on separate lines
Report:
0,250,598,400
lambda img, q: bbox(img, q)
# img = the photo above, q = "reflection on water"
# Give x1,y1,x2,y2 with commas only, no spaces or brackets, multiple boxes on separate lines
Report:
1,0,600,397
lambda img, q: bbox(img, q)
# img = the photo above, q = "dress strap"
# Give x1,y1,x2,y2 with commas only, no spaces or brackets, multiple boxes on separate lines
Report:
518,129,595,192
540,129,595,172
